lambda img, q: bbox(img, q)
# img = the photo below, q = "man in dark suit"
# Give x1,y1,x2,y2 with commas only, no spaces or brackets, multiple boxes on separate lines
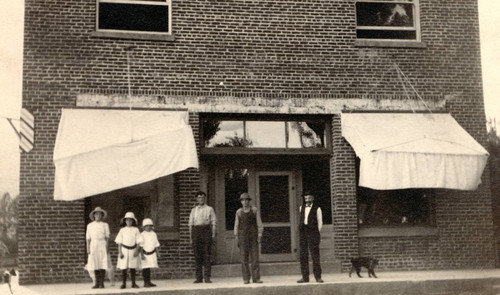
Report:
297,193,324,283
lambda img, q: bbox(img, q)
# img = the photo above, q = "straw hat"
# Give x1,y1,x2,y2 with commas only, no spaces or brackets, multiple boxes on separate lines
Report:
142,218,154,227
120,212,138,224
239,193,252,200
89,207,107,220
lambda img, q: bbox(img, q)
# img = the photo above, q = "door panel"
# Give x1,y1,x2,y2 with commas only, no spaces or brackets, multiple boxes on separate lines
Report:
257,171,296,262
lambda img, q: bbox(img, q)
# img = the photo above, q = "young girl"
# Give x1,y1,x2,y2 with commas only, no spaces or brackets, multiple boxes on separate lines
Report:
86,207,110,289
115,212,143,289
140,218,160,287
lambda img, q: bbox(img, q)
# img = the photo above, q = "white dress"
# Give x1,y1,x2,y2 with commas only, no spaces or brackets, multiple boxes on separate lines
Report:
140,231,160,269
86,221,110,271
115,226,143,269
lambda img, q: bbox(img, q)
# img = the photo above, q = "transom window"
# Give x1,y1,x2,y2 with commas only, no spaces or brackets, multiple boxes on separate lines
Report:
201,116,330,151
355,0,420,41
96,0,172,40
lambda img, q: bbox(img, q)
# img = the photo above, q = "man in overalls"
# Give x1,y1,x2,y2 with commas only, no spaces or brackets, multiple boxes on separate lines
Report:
234,193,264,284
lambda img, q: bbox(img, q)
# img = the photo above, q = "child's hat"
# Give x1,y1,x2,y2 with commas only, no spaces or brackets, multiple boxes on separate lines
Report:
142,218,154,227
120,212,138,224
89,207,107,220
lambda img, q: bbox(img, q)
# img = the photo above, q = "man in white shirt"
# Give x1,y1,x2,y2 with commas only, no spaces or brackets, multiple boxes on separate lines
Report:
297,193,324,283
188,191,217,283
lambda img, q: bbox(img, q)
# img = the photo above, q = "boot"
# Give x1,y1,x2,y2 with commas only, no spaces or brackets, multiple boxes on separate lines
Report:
143,268,150,287
99,270,106,288
131,269,139,288
120,269,127,289
92,270,99,289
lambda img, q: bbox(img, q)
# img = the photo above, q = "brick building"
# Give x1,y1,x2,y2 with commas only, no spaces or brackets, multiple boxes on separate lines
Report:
20,0,496,284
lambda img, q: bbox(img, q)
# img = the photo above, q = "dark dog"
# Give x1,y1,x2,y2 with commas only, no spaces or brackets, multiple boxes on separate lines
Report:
2,268,17,294
349,257,378,278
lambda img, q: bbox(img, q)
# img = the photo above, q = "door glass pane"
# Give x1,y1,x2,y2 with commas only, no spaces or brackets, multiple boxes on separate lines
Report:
246,121,286,148
225,168,248,230
261,227,291,254
259,175,289,223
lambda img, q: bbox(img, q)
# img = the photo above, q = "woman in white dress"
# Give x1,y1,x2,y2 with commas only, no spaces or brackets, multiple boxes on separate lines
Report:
115,212,143,289
86,207,110,289
140,218,160,287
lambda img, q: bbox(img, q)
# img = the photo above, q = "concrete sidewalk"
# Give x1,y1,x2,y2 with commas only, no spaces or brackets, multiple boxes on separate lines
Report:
6,269,500,295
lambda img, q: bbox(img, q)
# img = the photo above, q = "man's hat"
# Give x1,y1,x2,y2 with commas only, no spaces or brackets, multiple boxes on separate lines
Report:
239,193,252,200
89,207,107,220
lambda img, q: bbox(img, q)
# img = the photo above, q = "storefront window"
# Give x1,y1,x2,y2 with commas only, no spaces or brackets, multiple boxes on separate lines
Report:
355,158,434,226
85,175,178,235
357,187,433,225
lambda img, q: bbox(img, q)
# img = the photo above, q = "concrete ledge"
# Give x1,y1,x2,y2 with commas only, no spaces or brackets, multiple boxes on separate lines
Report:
13,269,500,295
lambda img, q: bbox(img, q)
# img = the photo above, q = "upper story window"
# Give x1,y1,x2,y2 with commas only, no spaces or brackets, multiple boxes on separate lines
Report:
201,117,328,150
95,0,173,41
355,0,422,46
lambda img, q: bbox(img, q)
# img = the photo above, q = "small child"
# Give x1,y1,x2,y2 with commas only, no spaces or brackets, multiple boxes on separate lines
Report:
115,212,143,289
86,207,110,289
140,218,161,287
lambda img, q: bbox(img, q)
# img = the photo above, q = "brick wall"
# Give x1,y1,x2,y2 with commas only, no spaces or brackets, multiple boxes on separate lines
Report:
21,0,493,284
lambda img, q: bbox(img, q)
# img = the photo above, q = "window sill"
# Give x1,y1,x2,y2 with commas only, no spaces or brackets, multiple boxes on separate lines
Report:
358,226,438,237
355,40,426,48
91,31,176,41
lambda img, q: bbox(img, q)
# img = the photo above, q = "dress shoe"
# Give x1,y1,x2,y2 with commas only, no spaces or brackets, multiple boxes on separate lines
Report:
120,284,126,289
253,280,263,283
205,279,213,283
193,280,203,284
297,278,309,283
131,283,140,288
149,282,157,287
316,279,324,283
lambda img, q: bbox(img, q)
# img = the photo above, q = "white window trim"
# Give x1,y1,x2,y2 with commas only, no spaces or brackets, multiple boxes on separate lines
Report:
355,0,422,45
94,0,174,40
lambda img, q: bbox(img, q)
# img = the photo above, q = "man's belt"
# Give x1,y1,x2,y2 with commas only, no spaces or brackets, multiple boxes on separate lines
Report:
121,244,137,250
143,249,156,255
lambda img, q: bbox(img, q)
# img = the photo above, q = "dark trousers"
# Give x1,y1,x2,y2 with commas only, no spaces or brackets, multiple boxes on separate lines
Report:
299,225,321,281
192,225,212,281
238,233,260,282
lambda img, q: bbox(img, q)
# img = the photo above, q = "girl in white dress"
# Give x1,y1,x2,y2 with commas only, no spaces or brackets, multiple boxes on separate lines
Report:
86,207,110,289
115,212,143,289
140,218,160,287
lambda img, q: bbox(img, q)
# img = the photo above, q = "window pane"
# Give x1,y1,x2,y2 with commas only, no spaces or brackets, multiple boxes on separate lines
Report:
356,30,416,39
302,160,332,224
99,3,169,32
288,122,325,148
204,120,247,147
259,175,290,223
356,2,414,27
246,121,286,148
357,187,432,225
225,168,248,230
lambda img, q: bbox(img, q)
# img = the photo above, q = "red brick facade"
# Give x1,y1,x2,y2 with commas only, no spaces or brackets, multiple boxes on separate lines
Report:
20,0,494,284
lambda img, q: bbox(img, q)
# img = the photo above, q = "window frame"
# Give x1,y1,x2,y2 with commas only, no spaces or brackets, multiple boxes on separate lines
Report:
93,0,175,41
355,0,423,48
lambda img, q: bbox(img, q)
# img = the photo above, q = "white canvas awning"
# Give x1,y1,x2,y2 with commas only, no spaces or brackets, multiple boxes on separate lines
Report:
54,109,199,201
341,113,489,191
